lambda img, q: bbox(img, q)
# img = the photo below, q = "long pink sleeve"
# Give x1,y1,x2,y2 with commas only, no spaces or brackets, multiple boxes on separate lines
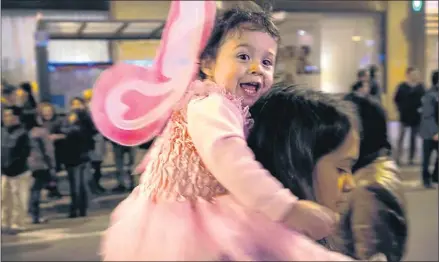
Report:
187,93,298,222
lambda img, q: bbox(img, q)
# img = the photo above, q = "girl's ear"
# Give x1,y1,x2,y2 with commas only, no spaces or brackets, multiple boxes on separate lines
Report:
200,58,215,78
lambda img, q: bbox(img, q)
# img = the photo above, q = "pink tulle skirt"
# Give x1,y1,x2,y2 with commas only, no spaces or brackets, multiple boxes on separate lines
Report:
101,187,353,261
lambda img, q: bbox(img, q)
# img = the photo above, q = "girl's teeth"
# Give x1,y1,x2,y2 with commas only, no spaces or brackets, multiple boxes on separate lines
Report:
242,85,257,94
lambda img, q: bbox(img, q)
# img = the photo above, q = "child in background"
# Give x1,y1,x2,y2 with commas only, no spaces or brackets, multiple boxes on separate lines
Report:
102,7,348,261
1,106,32,234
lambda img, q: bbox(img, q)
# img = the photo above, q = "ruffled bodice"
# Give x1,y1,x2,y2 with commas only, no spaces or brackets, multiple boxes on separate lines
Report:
139,80,253,202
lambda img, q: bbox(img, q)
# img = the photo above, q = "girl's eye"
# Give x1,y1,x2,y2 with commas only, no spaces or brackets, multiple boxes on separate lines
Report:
263,59,273,67
237,54,250,61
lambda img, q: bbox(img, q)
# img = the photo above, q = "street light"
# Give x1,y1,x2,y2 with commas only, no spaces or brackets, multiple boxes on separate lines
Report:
412,0,423,12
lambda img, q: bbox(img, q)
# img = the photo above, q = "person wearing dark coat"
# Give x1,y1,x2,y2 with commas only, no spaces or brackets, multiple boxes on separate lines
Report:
419,70,439,188
394,67,426,165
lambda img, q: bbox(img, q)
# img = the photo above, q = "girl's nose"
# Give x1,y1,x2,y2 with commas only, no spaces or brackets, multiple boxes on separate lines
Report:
248,62,262,75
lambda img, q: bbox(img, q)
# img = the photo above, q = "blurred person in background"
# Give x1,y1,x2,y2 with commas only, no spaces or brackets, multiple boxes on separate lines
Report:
110,141,136,193
39,102,64,199
1,84,16,107
338,95,407,262
61,97,96,218
1,106,32,234
420,70,439,188
1,84,17,126
369,65,382,103
394,67,426,165
83,89,106,194
27,115,55,224
16,82,37,131
350,70,371,98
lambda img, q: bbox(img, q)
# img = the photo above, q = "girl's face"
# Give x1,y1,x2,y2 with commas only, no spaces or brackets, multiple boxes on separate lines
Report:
313,128,360,213
41,105,54,121
202,26,277,107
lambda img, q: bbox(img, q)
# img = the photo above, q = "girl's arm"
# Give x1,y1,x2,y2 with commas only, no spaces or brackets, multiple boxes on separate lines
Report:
187,93,297,222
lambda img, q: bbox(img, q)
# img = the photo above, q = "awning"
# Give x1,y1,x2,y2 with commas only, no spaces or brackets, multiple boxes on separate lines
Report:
36,19,166,40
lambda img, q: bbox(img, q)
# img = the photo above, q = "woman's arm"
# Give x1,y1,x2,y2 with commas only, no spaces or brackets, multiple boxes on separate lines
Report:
187,93,297,222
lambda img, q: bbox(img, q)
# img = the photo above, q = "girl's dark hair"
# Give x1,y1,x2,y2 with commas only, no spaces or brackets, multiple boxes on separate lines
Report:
19,82,37,108
247,84,357,201
344,94,391,172
199,7,279,79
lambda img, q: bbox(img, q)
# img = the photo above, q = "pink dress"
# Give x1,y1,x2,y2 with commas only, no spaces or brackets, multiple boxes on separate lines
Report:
101,81,353,261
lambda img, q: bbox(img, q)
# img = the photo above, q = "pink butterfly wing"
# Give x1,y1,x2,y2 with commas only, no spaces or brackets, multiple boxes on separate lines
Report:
90,1,216,146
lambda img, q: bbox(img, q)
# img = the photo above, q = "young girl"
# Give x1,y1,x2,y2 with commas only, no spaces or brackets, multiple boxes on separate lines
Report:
102,8,351,261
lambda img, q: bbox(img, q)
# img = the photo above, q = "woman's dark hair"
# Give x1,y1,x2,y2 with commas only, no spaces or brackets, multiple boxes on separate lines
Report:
344,94,391,173
199,7,279,79
247,84,357,201
19,82,37,108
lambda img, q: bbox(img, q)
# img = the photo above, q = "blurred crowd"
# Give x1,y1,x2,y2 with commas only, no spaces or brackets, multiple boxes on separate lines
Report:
1,83,151,235
347,66,438,189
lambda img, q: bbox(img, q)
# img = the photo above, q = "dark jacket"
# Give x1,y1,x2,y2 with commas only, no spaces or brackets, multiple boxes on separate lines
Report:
394,82,426,126
420,85,439,140
19,100,37,131
331,157,407,262
1,124,30,176
60,110,94,167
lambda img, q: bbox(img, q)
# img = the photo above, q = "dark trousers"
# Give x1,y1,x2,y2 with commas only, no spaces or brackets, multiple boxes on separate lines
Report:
422,139,438,186
67,163,90,216
29,170,51,220
91,161,102,185
396,123,419,164
112,144,135,187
